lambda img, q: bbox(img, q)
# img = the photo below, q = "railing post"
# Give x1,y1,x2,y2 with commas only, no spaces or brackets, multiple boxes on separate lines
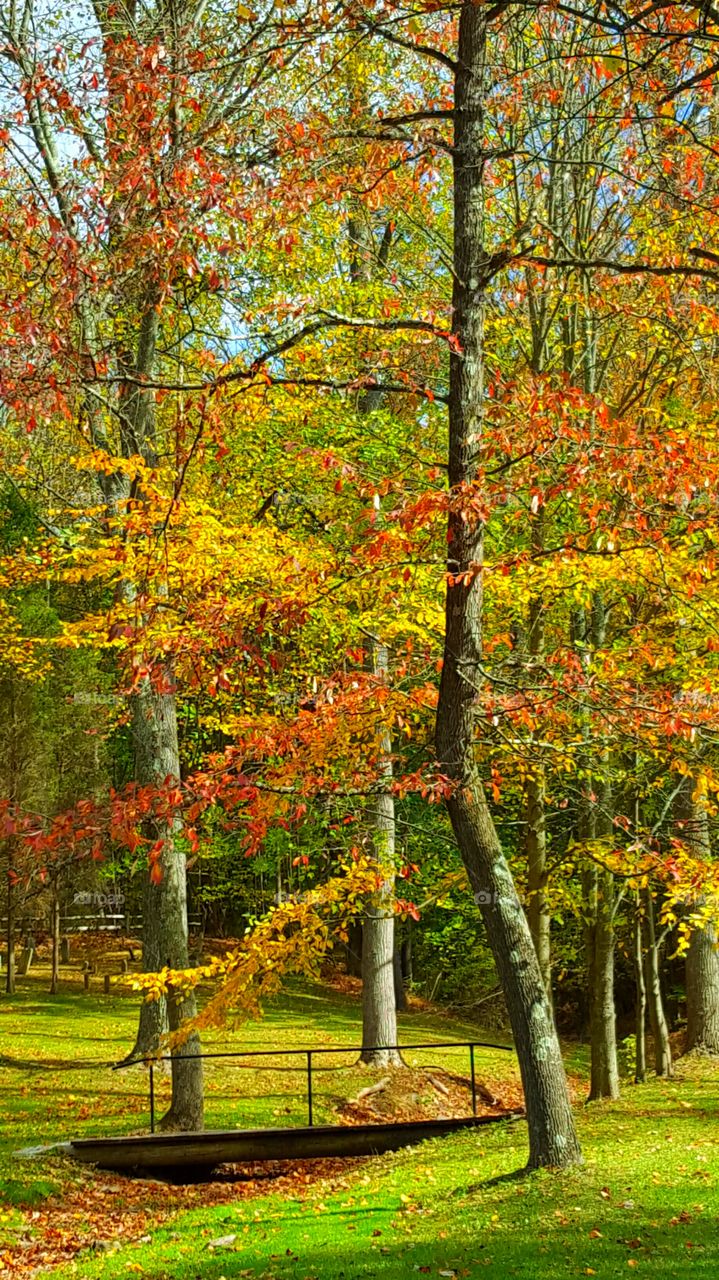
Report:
469,1043,477,1117
149,1062,155,1133
307,1051,313,1127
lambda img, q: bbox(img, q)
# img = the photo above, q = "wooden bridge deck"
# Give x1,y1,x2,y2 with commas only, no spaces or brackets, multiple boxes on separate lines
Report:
68,1112,524,1173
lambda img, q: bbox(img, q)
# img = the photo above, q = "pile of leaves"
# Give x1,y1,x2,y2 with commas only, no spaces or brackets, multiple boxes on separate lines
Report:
336,1066,524,1127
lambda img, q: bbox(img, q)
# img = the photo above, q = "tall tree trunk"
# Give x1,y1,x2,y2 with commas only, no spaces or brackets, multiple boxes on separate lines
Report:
361,638,401,1067
525,517,552,1004
5,844,15,995
686,918,719,1054
103,301,203,1128
585,783,619,1101
435,1,580,1170
348,201,401,1066
361,883,400,1066
49,884,60,996
634,891,647,1083
393,940,408,1012
629,777,646,1082
5,681,18,995
526,753,551,1001
132,678,204,1130
675,781,719,1055
643,885,672,1077
586,864,619,1100
401,929,413,987
578,601,619,1101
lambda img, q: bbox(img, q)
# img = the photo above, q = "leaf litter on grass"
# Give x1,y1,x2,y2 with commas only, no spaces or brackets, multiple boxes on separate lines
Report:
0,1158,366,1280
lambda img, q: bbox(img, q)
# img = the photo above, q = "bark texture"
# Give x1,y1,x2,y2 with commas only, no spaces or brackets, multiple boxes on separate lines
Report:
525,521,552,1004
687,916,719,1055
526,756,551,1001
50,887,60,996
132,679,204,1130
586,863,619,1100
633,893,647,1083
393,944,408,1012
576,602,619,1101
5,846,15,995
643,885,672,1077
687,919,719,1054
361,639,401,1067
435,2,581,1170
584,777,619,1102
675,782,719,1055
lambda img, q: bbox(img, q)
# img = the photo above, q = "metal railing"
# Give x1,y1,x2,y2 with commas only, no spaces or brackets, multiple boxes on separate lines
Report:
114,1039,515,1134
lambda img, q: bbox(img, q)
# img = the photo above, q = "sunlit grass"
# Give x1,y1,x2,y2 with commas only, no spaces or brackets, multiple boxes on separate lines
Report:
2,975,716,1279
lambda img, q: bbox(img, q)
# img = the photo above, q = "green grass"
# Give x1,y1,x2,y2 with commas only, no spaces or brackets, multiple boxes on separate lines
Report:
1,975,717,1279
48,1064,718,1280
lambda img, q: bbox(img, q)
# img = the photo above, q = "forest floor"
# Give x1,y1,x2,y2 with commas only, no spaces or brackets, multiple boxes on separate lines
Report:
0,966,717,1279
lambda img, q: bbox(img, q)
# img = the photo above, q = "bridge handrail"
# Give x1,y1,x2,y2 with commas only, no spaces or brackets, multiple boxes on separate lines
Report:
112,1038,515,1133
113,1038,514,1067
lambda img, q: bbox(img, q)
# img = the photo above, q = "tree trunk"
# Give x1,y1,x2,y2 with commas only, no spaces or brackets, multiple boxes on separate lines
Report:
360,642,401,1067
586,865,619,1100
525,519,552,1005
5,845,15,995
393,941,408,1012
686,917,719,1055
347,196,400,1065
132,679,204,1130
401,929,413,986
98,298,203,1127
578,602,619,1102
675,782,719,1055
361,874,401,1066
132,844,169,1057
634,892,647,1083
49,886,60,996
643,885,672,1077
526,768,552,1003
435,1,581,1170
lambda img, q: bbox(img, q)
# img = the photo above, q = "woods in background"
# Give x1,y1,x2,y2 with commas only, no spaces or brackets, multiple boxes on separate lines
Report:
1,0,719,1167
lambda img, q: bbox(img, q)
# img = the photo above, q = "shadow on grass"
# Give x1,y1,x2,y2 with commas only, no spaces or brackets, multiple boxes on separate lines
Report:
62,1200,719,1280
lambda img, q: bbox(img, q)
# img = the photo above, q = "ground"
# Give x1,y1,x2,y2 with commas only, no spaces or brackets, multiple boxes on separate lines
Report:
0,962,717,1279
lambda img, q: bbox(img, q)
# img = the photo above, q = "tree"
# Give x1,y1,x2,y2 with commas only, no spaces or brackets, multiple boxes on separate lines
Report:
675,780,719,1055
433,1,581,1170
347,178,402,1066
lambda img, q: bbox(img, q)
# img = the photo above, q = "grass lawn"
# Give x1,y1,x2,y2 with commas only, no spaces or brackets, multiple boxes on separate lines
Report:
0,971,717,1279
